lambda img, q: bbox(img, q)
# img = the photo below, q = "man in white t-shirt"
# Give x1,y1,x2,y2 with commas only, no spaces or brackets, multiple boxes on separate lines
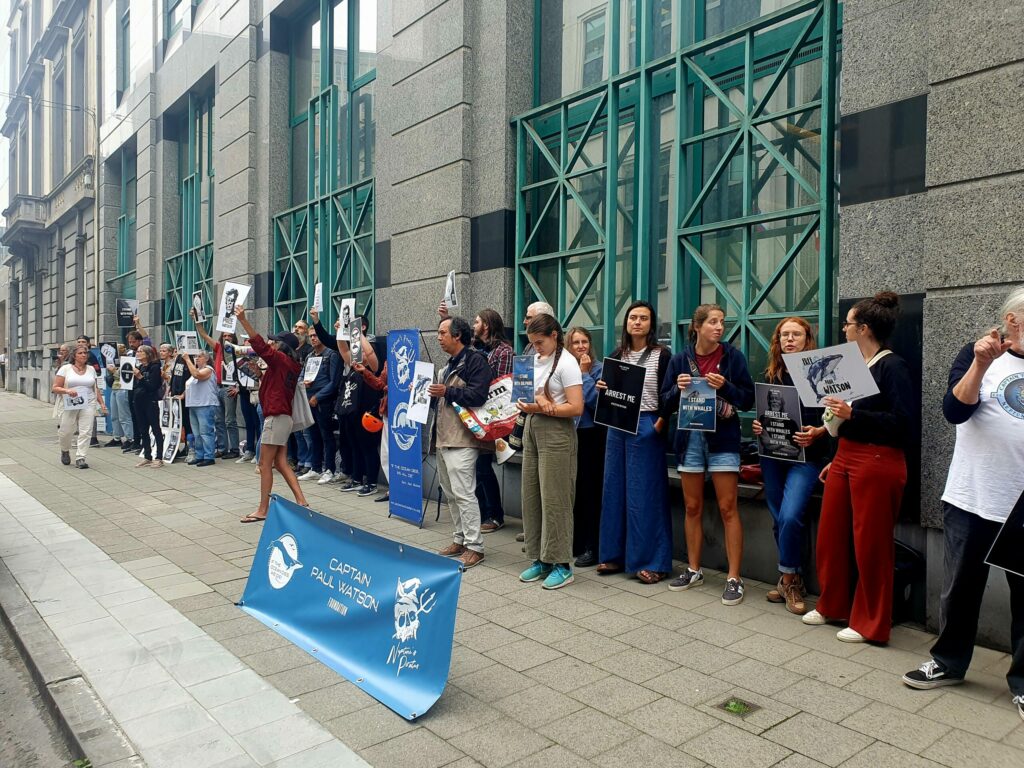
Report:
902,288,1024,724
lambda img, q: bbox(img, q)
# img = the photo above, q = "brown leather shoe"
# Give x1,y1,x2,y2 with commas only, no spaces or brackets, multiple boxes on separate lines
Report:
767,575,785,603
438,543,466,557
784,581,807,615
459,550,484,569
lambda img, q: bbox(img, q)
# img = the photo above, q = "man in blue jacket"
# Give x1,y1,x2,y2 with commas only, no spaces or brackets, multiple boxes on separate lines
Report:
298,330,342,484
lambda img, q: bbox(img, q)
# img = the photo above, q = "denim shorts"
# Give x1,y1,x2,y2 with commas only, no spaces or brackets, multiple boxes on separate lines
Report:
677,432,741,474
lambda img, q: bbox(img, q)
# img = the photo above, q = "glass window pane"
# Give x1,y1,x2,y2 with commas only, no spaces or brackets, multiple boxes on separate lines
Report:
752,216,819,314
291,121,308,205
652,93,676,343
356,0,377,78
539,1,609,103
615,105,637,319
704,0,798,39
312,18,322,95
353,80,374,181
291,14,314,116
333,0,348,88
620,0,637,72
337,86,350,188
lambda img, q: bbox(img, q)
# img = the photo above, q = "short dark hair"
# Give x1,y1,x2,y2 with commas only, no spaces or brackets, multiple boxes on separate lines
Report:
443,316,473,346
127,331,143,343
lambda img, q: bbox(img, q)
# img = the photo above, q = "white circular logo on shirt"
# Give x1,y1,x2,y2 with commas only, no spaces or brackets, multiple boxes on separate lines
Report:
993,372,1024,420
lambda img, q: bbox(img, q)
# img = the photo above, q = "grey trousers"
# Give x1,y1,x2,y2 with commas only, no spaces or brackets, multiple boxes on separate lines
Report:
522,414,578,565
438,446,483,553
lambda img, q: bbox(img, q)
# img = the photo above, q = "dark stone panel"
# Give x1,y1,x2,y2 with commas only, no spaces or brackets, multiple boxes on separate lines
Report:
839,95,927,206
838,292,924,525
470,209,514,272
252,270,273,308
375,240,391,289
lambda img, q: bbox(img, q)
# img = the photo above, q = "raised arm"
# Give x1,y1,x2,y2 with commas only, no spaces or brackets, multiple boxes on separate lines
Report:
191,309,217,347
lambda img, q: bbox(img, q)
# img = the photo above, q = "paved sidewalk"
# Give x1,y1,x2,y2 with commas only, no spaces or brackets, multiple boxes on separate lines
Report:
0,391,1022,768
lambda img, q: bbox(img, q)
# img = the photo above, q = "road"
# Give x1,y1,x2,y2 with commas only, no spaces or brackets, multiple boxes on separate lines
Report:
0,618,75,768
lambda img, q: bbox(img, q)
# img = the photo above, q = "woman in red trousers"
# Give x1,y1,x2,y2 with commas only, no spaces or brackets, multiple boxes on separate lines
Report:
803,291,915,643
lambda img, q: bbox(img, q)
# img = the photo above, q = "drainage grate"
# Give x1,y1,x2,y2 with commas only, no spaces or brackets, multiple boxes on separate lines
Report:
716,696,761,718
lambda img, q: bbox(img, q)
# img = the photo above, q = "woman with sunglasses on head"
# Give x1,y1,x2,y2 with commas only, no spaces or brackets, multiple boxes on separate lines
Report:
752,317,830,614
662,304,754,605
803,291,914,643
596,301,674,585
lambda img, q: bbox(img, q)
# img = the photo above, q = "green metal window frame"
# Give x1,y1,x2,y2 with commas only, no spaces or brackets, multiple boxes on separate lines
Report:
115,147,137,278
516,0,841,369
116,1,130,99
273,0,376,333
165,92,215,340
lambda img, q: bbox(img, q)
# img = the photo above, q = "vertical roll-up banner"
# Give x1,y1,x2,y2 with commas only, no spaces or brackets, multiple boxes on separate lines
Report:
240,496,462,719
387,330,424,525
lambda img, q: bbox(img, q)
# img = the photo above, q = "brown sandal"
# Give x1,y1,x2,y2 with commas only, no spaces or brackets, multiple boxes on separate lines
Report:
637,570,665,585
596,562,623,576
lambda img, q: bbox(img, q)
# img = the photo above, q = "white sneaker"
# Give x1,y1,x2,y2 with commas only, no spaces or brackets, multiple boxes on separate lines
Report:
837,627,865,643
250,454,258,464
330,472,348,483
317,471,334,485
235,451,254,464
298,469,320,481
802,609,828,625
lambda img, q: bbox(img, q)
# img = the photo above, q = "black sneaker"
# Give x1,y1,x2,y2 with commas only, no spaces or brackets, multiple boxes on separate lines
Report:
121,443,136,453
722,578,745,606
339,480,360,492
902,660,964,690
103,439,122,448
76,458,89,469
196,459,216,467
574,550,597,568
374,492,390,503
222,450,240,459
89,438,100,447
357,484,377,497
60,451,71,466
668,568,704,591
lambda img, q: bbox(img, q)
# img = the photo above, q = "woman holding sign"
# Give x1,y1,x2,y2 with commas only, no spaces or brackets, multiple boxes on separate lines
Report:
805,292,914,643
901,288,1024,718
595,301,674,584
662,304,754,605
752,318,829,614
52,346,108,469
517,314,584,589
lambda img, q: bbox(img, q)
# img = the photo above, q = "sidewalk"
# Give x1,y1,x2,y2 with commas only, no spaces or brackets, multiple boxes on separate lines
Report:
0,390,1021,768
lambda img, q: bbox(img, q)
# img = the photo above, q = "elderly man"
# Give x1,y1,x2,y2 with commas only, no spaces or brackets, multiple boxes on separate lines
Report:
430,316,492,569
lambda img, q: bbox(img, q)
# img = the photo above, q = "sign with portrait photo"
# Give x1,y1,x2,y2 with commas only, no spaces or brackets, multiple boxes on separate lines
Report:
174,331,201,356
337,298,356,341
755,383,805,463
594,357,646,435
350,319,364,365
191,290,207,323
312,282,324,313
407,361,435,425
443,270,459,311
303,355,323,385
215,282,252,334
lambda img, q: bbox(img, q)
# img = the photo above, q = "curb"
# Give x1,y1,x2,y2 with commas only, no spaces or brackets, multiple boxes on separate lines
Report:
0,559,146,768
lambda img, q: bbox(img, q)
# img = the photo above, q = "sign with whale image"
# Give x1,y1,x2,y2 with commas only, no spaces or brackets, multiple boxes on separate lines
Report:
239,495,462,720
782,341,880,408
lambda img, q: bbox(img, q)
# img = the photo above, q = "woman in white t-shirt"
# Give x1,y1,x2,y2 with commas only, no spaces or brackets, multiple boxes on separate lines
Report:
902,287,1024,722
52,346,107,469
516,314,584,590
183,350,220,467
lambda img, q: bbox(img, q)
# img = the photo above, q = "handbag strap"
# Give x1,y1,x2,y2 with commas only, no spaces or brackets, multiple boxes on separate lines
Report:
867,349,893,368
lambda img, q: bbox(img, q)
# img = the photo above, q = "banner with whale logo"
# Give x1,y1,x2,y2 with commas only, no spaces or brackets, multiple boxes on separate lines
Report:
387,330,425,525
239,496,462,720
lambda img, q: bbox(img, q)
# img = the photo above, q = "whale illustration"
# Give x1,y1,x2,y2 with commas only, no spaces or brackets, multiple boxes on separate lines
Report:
806,354,843,398
268,538,302,570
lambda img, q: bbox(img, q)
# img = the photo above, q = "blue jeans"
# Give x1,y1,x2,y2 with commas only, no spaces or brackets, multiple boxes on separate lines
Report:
110,389,133,440
188,405,217,461
215,386,240,453
760,456,820,574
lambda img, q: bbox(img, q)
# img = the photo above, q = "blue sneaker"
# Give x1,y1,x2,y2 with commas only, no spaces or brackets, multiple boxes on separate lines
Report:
519,561,552,583
542,564,574,590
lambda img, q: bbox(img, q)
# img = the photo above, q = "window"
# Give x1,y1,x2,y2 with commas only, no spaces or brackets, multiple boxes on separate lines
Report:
18,128,27,196
71,37,86,165
9,146,16,197
117,1,131,99
52,54,66,187
9,37,16,91
166,0,189,38
31,99,43,195
581,13,606,88
117,147,137,276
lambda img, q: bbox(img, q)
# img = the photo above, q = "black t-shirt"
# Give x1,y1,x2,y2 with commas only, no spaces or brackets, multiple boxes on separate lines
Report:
169,355,191,396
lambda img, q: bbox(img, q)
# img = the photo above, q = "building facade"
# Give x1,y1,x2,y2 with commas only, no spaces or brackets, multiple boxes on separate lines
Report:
2,1,1021,645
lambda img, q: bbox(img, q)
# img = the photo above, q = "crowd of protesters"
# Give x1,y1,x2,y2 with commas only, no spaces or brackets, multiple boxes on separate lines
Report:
44,284,1024,722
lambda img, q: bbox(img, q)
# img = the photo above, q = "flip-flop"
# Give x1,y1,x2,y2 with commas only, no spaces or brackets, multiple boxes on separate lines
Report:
596,563,623,576
240,514,266,524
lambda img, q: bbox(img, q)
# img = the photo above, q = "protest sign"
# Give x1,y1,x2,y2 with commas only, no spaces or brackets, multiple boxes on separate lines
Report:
312,282,324,313
986,490,1024,579
240,496,462,719
337,299,356,340
174,331,201,356
116,298,138,328
512,355,535,404
443,270,459,311
303,355,323,385
408,361,434,425
387,330,424,526
782,341,880,408
191,290,206,323
350,320,364,364
118,357,136,391
677,378,717,432
215,282,251,334
594,357,646,434
755,383,805,462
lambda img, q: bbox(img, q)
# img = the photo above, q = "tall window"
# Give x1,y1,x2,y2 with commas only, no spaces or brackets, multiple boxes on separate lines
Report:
166,0,189,38
164,93,215,339
581,13,606,88
71,36,86,165
116,147,137,277
117,1,131,100
274,0,376,332
31,98,42,195
52,51,66,187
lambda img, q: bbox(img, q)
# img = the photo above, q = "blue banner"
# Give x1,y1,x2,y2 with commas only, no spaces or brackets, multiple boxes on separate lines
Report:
387,330,424,525
240,496,462,720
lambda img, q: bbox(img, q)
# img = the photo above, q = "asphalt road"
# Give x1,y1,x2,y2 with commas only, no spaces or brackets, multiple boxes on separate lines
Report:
0,619,75,768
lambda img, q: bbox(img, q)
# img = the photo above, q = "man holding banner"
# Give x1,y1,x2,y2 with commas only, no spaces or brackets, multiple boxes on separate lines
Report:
428,317,492,569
